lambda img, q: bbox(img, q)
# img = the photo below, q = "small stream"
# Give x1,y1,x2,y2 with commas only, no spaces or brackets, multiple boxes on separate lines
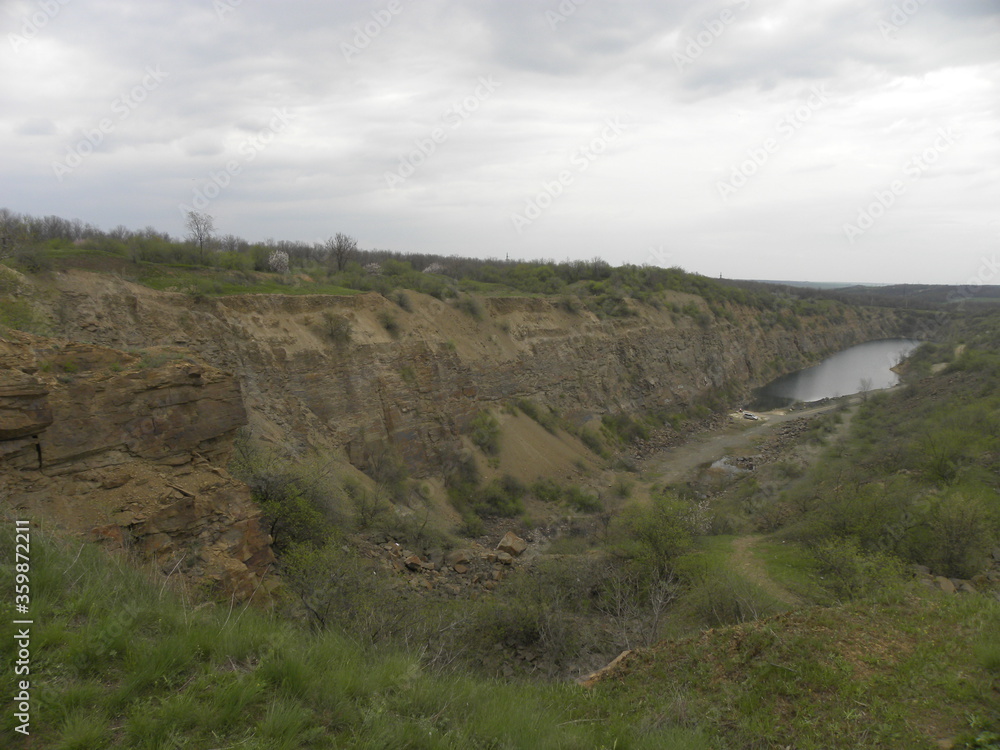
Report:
750,338,921,410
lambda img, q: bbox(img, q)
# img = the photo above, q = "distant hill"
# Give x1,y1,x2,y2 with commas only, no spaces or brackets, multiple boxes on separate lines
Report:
832,283,1000,306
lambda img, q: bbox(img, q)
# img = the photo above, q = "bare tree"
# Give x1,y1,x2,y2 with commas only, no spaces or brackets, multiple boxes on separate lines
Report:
185,210,215,263
0,208,26,260
326,232,357,272
858,377,874,402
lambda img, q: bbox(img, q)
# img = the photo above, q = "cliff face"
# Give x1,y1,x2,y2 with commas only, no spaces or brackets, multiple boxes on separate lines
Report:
0,331,274,599
43,271,903,477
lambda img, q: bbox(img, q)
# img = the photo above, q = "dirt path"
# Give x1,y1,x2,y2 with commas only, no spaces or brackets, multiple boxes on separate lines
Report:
730,535,804,607
641,398,859,484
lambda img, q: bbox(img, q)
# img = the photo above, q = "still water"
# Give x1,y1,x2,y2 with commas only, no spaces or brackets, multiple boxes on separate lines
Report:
751,338,921,410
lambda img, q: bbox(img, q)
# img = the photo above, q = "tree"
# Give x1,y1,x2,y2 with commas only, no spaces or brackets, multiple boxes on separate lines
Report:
326,232,357,272
0,208,26,260
185,210,215,264
858,377,874,402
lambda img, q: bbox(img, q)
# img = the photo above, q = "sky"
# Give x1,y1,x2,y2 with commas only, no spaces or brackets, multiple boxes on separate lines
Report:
1,0,998,284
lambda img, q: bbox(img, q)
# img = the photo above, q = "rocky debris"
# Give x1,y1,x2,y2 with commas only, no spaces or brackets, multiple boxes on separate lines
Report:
911,565,998,599
497,531,527,557
362,535,524,594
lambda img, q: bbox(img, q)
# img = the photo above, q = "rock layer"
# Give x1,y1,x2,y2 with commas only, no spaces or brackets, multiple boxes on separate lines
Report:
0,331,273,599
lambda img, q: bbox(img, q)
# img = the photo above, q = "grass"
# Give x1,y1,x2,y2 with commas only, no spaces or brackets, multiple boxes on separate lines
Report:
755,539,827,602
599,587,1000,749
139,267,361,297
0,523,707,749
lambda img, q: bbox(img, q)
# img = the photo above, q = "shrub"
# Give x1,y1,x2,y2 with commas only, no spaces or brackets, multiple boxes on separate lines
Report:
678,563,780,628
0,298,49,334
564,486,602,513
321,312,351,347
530,478,563,504
810,537,906,602
579,429,608,458
516,399,559,433
390,290,412,311
377,310,400,337
469,476,525,518
455,295,485,321
469,410,501,455
913,491,998,578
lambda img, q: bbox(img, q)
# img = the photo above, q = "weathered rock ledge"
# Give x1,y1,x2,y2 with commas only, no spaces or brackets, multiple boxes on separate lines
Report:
0,331,274,599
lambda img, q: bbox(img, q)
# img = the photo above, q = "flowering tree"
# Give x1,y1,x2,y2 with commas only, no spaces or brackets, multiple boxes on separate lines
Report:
268,249,289,274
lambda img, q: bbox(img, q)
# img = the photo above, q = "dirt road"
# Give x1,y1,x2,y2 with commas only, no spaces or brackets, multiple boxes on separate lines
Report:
641,398,858,484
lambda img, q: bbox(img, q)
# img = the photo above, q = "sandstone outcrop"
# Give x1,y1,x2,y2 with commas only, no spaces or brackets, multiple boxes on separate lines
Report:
41,270,907,480
0,330,273,599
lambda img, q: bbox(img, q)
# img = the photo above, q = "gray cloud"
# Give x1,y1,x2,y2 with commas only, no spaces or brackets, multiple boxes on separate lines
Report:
0,0,997,283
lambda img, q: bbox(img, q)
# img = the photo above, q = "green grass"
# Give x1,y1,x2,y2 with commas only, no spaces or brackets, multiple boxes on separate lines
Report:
0,523,706,749
138,268,361,297
755,539,827,601
599,587,1000,749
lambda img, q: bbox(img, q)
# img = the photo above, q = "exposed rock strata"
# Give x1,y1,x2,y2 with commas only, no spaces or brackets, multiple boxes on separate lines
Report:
46,270,905,478
0,331,273,599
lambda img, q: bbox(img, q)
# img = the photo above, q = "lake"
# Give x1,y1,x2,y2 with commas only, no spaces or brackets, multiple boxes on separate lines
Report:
750,338,921,410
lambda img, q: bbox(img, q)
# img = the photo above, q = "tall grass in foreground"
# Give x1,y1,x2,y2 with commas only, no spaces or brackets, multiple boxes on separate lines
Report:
0,523,707,749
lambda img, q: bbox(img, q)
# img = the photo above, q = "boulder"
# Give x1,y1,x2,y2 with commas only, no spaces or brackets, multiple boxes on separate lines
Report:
497,551,513,565
445,549,471,567
497,531,527,557
935,576,956,594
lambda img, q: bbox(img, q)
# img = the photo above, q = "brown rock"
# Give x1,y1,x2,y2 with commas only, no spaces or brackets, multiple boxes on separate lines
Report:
452,563,469,574
445,549,471,567
0,370,52,440
404,554,424,571
497,531,527,557
935,576,956,594
497,551,513,565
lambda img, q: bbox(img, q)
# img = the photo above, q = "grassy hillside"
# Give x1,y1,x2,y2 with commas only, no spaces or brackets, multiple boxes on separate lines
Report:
0,524,708,749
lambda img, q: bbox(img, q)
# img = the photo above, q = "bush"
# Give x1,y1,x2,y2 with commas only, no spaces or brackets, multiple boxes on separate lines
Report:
0,298,49,334
811,538,906,602
564,486,602,513
469,476,525,518
912,491,998,578
455,295,485,321
390,290,412,311
516,399,559,433
378,311,400,337
321,312,351,347
530,478,563,504
469,410,501,455
678,563,781,628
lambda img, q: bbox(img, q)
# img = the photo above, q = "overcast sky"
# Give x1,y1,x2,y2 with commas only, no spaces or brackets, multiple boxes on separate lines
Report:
2,0,998,283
